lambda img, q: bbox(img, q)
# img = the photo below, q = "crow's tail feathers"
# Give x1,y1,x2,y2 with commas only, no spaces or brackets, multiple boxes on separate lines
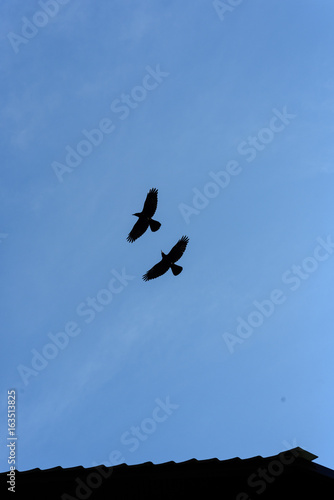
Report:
149,219,161,232
171,263,183,276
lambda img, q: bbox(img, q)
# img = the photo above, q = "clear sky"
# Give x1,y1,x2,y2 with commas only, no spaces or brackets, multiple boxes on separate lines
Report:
1,0,334,475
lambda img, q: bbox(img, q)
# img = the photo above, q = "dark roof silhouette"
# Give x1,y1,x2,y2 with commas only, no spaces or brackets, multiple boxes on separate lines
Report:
2,448,334,499
127,188,161,242
143,235,189,281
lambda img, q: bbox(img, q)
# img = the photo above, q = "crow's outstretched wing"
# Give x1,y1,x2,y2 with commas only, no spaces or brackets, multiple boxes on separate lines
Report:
127,218,149,243
142,188,158,218
142,259,170,281
167,235,189,262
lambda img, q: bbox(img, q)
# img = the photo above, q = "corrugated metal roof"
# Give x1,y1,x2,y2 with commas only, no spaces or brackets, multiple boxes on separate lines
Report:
1,448,333,500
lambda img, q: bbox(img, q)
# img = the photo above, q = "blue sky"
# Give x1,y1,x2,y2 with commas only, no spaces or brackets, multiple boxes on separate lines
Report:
1,0,334,475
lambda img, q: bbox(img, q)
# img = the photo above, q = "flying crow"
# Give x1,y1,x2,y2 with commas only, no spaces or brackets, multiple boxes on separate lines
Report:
127,188,161,243
143,236,189,281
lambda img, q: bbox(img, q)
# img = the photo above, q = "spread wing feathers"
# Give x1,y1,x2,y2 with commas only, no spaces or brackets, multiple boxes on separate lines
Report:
142,259,170,281
142,236,189,281
127,218,149,243
167,235,189,262
142,188,158,218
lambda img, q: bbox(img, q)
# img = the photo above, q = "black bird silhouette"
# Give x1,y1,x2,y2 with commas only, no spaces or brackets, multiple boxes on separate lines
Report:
127,188,161,243
143,236,189,281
